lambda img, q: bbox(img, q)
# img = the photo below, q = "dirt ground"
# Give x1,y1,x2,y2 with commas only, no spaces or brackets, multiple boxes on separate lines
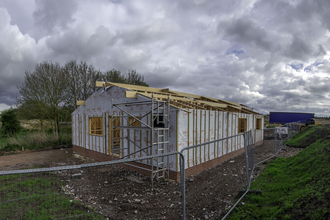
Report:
0,140,303,220
315,118,330,125
0,148,83,171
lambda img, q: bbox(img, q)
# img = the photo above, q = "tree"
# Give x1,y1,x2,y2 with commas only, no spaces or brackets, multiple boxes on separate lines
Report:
16,61,68,133
16,100,51,130
103,69,126,83
125,69,149,86
64,60,101,111
64,61,149,110
0,108,20,136
16,60,149,130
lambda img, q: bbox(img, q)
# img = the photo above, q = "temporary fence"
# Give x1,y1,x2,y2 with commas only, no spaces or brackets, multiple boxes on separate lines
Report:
58,113,72,148
0,152,184,220
221,125,299,219
0,126,298,219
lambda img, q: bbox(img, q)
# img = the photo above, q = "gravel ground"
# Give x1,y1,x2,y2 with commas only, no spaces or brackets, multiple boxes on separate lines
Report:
0,137,303,219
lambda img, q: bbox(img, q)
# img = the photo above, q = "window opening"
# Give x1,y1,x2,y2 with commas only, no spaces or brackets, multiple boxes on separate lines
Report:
89,117,103,135
238,118,247,133
112,117,120,146
129,116,141,127
153,115,165,128
256,118,262,129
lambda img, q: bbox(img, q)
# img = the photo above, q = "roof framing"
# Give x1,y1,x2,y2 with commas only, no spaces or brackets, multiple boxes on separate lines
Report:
95,81,261,115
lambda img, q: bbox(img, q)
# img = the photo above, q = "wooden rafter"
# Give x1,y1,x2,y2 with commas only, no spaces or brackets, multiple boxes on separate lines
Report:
76,101,85,105
96,81,261,115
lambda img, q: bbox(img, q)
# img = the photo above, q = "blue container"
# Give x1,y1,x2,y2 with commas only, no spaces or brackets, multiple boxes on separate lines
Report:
269,112,314,124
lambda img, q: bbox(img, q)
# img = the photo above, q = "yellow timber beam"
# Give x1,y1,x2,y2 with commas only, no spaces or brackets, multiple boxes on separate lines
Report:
76,101,85,105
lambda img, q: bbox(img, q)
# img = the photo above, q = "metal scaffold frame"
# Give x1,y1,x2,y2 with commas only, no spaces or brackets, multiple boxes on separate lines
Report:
110,93,170,187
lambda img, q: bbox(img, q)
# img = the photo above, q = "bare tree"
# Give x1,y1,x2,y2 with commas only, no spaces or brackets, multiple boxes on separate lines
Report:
17,60,149,128
125,69,149,86
64,60,101,110
16,61,68,133
16,100,51,130
103,69,126,83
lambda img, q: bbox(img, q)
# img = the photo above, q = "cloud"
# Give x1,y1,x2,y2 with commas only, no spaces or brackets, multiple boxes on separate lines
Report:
1,0,330,116
0,8,36,105
221,18,274,52
44,22,114,62
0,103,11,112
33,0,77,34
0,0,35,35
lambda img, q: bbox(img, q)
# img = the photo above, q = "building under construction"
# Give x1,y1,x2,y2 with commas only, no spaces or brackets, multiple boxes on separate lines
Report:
72,81,263,181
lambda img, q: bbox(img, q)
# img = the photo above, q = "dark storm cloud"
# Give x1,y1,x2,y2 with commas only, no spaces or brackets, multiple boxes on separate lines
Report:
119,20,178,46
1,0,330,116
45,24,114,61
33,0,77,34
306,78,330,95
0,8,36,110
284,36,313,61
0,0,34,34
221,18,273,52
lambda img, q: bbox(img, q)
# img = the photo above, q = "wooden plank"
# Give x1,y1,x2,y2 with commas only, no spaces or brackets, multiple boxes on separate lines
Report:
96,81,163,93
160,88,170,93
125,91,137,98
164,90,202,99
139,92,194,102
171,100,204,110
96,81,105,87
194,100,227,109
96,81,261,115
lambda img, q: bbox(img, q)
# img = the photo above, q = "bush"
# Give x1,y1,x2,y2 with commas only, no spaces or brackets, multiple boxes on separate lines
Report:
0,130,72,152
0,108,21,136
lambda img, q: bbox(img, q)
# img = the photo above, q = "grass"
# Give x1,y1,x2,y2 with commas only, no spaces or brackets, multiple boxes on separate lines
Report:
0,128,72,153
0,173,104,220
229,125,330,219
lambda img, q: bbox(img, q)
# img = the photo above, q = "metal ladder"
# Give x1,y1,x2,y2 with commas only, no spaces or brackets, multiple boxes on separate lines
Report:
151,93,170,182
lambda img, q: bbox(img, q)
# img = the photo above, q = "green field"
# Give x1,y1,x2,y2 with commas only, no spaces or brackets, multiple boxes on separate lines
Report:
229,125,330,219
0,172,104,220
0,128,72,154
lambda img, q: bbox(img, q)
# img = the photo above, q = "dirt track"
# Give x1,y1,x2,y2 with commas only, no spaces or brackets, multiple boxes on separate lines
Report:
0,148,84,171
0,141,303,219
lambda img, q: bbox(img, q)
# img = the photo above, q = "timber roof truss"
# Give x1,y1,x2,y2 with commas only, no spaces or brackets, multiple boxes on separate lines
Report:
94,81,260,115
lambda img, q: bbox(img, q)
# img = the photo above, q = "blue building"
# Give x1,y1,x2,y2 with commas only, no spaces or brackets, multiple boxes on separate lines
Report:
269,112,314,124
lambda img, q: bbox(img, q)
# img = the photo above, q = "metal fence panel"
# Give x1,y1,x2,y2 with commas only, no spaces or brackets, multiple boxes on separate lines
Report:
0,125,301,220
245,130,254,188
0,153,184,220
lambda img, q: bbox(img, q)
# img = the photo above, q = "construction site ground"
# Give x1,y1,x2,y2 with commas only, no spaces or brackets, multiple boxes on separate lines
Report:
0,141,303,219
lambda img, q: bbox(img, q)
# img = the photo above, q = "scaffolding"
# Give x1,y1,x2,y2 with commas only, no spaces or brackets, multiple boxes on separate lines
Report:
110,93,170,187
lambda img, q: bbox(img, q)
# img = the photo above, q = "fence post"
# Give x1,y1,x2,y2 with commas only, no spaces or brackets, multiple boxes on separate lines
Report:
244,132,250,187
60,116,62,146
179,153,186,220
254,128,256,150
66,112,68,147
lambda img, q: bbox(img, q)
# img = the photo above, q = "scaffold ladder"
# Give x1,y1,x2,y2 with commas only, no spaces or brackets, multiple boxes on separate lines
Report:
151,93,170,182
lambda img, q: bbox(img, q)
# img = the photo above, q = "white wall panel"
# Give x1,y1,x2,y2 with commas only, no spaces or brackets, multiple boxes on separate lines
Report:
169,109,177,171
200,110,205,163
223,112,228,155
217,112,223,157
204,111,209,161
71,85,263,173
196,110,201,164
188,110,194,167
209,111,215,160
178,110,189,169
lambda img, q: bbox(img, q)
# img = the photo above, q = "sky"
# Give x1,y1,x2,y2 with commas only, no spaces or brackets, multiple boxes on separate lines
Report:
1,0,330,116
